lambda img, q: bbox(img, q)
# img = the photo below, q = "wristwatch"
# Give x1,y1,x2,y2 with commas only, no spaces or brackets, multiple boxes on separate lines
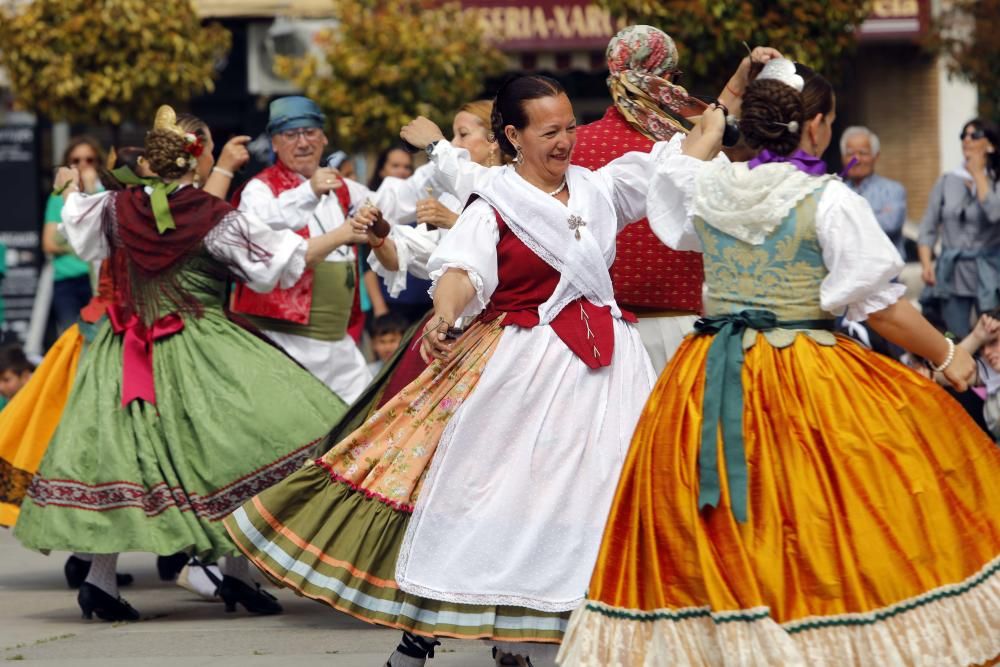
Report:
425,140,440,159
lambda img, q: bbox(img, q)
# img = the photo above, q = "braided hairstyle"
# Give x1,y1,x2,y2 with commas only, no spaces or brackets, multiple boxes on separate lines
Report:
144,112,209,181
490,74,565,159
740,63,833,157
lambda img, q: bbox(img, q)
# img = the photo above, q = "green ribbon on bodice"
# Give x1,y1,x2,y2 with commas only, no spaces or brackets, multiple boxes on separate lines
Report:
694,309,835,523
111,166,180,234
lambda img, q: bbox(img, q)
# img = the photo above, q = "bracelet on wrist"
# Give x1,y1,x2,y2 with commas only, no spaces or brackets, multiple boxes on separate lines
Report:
369,235,386,249
928,337,956,373
212,166,235,179
725,82,744,98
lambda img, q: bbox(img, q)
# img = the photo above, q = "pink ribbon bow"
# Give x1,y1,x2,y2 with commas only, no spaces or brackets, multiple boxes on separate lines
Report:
108,306,184,407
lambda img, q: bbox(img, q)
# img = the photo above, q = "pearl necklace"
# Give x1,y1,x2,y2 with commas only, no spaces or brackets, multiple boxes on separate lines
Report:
514,163,567,197
546,178,567,197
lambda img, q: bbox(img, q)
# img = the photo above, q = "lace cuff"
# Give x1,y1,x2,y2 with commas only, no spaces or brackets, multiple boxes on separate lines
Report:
843,282,907,322
428,262,489,322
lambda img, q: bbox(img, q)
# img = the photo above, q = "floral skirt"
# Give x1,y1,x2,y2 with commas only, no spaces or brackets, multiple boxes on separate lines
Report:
0,324,84,527
557,333,1000,667
315,311,431,457
224,316,570,642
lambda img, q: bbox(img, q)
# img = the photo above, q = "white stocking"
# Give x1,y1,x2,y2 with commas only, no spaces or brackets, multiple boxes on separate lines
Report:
220,555,254,585
83,554,119,597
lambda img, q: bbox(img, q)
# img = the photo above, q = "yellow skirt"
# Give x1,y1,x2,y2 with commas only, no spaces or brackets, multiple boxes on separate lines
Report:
558,333,1000,667
0,325,84,527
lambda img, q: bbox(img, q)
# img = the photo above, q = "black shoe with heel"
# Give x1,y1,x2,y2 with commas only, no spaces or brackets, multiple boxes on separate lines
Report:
77,582,140,622
217,575,282,615
64,556,134,589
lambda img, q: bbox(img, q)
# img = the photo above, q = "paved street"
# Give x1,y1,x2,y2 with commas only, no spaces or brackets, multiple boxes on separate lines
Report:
0,530,556,666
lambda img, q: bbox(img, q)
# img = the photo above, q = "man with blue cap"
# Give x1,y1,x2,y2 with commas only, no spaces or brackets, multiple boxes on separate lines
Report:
232,96,374,403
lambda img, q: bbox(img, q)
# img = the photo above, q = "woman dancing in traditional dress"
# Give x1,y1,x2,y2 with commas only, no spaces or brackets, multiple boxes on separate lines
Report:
223,75,726,666
13,106,354,622
557,59,1000,666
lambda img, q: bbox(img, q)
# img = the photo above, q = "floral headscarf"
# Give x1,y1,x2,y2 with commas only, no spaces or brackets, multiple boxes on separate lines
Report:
606,25,706,141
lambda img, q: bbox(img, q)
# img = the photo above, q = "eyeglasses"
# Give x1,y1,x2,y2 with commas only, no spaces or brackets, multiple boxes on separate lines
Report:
69,156,97,166
278,127,323,142
844,149,873,157
961,129,986,141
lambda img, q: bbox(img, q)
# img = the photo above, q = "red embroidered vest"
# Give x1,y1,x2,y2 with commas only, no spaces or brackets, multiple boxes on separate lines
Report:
573,107,704,313
480,211,636,370
230,162,352,324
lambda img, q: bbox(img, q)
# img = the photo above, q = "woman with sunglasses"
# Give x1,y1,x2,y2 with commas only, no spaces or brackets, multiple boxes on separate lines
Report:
42,136,104,334
918,119,1000,337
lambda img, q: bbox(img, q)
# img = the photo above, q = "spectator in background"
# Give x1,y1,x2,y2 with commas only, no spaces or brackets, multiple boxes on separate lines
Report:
42,137,104,333
841,126,907,256
918,118,1000,338
367,312,408,376
957,311,1000,442
367,145,414,191
327,150,356,181
0,344,35,411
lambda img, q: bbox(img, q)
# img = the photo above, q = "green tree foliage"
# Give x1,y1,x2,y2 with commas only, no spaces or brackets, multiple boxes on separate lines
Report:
596,0,871,90
275,0,506,153
0,0,231,125
928,0,1000,121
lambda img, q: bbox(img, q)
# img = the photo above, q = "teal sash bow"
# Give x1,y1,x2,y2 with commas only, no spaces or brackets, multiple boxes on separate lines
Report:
111,166,180,234
694,309,834,522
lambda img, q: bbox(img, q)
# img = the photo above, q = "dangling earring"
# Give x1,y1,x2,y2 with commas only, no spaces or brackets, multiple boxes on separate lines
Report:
193,172,202,189
513,145,524,165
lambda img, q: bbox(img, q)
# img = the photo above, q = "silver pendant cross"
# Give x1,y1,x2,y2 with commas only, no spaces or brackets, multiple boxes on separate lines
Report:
567,214,586,240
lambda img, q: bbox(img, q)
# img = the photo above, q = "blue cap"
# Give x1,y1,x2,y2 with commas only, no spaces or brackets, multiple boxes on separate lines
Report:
266,96,326,136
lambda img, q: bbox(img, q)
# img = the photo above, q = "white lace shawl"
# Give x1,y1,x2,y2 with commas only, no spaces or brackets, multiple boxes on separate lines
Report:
694,161,837,245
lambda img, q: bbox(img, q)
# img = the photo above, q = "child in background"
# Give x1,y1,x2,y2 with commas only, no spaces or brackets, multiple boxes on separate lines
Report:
958,310,1000,441
0,345,35,411
368,313,408,376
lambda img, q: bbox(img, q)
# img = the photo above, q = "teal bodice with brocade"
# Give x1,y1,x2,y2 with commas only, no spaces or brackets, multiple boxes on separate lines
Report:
694,185,834,323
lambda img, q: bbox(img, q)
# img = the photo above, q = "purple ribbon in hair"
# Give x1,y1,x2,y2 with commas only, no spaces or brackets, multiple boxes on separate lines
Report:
748,149,828,176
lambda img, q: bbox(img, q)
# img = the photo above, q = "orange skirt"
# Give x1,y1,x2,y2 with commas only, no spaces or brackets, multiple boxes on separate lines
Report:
558,333,1000,666
0,325,84,527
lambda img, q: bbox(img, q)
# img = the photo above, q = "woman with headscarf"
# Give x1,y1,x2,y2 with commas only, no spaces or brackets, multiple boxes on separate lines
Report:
574,25,781,372
14,107,353,622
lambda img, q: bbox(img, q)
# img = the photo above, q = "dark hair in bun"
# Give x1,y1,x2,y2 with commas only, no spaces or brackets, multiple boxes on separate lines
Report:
490,74,565,158
739,63,834,156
